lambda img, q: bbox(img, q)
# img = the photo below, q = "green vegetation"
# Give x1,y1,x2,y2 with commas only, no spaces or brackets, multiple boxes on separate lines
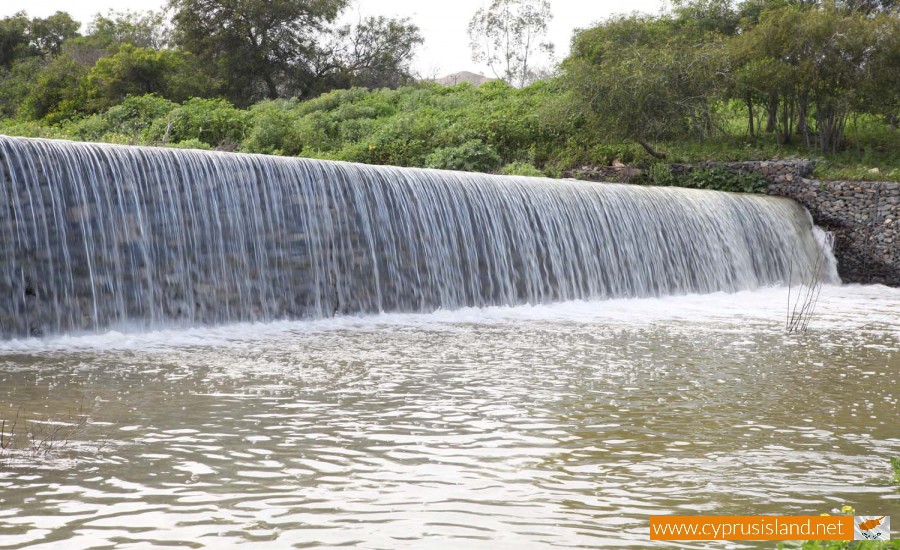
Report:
0,81,574,172
468,0,555,87
637,164,770,193
0,0,898,186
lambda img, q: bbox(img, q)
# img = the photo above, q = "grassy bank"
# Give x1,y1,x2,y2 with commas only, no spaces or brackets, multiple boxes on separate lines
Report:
1,82,898,185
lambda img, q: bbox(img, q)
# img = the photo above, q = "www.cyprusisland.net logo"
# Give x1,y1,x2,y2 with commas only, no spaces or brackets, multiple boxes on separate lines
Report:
855,516,890,540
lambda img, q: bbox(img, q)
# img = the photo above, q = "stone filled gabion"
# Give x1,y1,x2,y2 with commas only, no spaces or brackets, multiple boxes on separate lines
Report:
768,178,900,287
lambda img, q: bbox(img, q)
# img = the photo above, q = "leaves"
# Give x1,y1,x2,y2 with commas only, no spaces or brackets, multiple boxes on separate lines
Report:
85,45,214,110
169,0,350,104
468,0,555,87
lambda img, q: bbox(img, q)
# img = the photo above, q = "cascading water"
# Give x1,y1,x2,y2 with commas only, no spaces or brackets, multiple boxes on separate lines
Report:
0,136,838,338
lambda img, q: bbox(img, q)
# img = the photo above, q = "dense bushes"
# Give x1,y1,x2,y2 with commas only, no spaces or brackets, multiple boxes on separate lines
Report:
637,165,769,193
426,140,502,172
70,94,177,142
21,81,566,174
164,98,250,147
2,78,898,186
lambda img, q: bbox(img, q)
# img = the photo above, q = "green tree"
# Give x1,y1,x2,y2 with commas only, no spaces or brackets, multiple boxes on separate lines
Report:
729,6,876,152
672,0,742,35
20,54,88,121
84,10,171,50
85,45,214,110
0,57,41,117
0,11,81,117
862,13,900,126
0,11,80,67
838,0,898,13
59,10,170,77
468,0,555,87
28,12,80,57
315,16,423,91
0,13,31,69
563,14,725,158
169,0,349,105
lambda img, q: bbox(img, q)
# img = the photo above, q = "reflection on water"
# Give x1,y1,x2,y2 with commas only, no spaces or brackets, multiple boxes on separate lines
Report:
0,285,898,549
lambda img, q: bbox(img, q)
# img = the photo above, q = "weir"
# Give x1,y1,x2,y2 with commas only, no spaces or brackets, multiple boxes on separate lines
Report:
0,136,838,338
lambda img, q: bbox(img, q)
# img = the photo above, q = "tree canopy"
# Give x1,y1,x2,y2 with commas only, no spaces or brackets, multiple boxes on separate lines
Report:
0,2,425,119
0,0,898,174
0,11,79,68
562,0,900,155
316,15,423,92
468,0,554,87
84,10,171,50
169,0,350,105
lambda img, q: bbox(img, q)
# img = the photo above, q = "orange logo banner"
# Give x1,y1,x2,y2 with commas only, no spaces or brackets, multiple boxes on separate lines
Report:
650,516,854,541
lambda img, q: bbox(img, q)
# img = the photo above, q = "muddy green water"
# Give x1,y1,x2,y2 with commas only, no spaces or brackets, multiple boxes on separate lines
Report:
0,285,898,549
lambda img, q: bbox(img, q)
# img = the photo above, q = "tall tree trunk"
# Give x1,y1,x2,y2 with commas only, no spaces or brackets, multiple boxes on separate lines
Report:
778,98,794,145
797,94,809,148
263,72,279,100
765,95,778,133
746,96,755,137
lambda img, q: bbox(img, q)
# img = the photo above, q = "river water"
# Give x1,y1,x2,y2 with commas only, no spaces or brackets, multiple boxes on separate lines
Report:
0,285,898,549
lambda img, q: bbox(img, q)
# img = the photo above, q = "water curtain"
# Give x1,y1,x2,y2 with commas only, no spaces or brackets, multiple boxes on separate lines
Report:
0,136,837,337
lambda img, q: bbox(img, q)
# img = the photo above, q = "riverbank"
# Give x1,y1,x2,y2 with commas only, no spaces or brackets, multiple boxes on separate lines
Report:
1,83,898,184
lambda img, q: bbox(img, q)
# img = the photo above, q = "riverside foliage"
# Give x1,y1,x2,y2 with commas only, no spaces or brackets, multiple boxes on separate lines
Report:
0,0,898,184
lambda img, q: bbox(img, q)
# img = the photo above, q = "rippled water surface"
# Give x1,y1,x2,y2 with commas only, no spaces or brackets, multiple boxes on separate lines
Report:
1,285,898,549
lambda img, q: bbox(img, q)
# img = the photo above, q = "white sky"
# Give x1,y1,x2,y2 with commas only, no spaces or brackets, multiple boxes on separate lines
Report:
3,0,668,77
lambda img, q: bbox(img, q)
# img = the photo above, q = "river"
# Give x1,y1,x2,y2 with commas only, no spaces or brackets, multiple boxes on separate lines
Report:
1,284,897,548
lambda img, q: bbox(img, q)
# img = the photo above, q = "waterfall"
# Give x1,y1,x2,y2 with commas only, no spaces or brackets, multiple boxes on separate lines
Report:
0,136,838,338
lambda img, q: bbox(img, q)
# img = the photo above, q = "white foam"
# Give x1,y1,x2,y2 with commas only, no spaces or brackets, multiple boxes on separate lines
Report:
1,284,897,354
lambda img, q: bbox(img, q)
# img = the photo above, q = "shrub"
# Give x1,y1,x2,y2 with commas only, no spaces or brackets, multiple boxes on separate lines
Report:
680,168,768,193
167,138,212,150
646,162,675,186
294,87,372,116
70,94,177,142
425,140,502,172
162,97,249,147
0,119,69,139
241,99,304,155
85,46,213,111
637,166,768,193
589,143,642,166
501,161,544,177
